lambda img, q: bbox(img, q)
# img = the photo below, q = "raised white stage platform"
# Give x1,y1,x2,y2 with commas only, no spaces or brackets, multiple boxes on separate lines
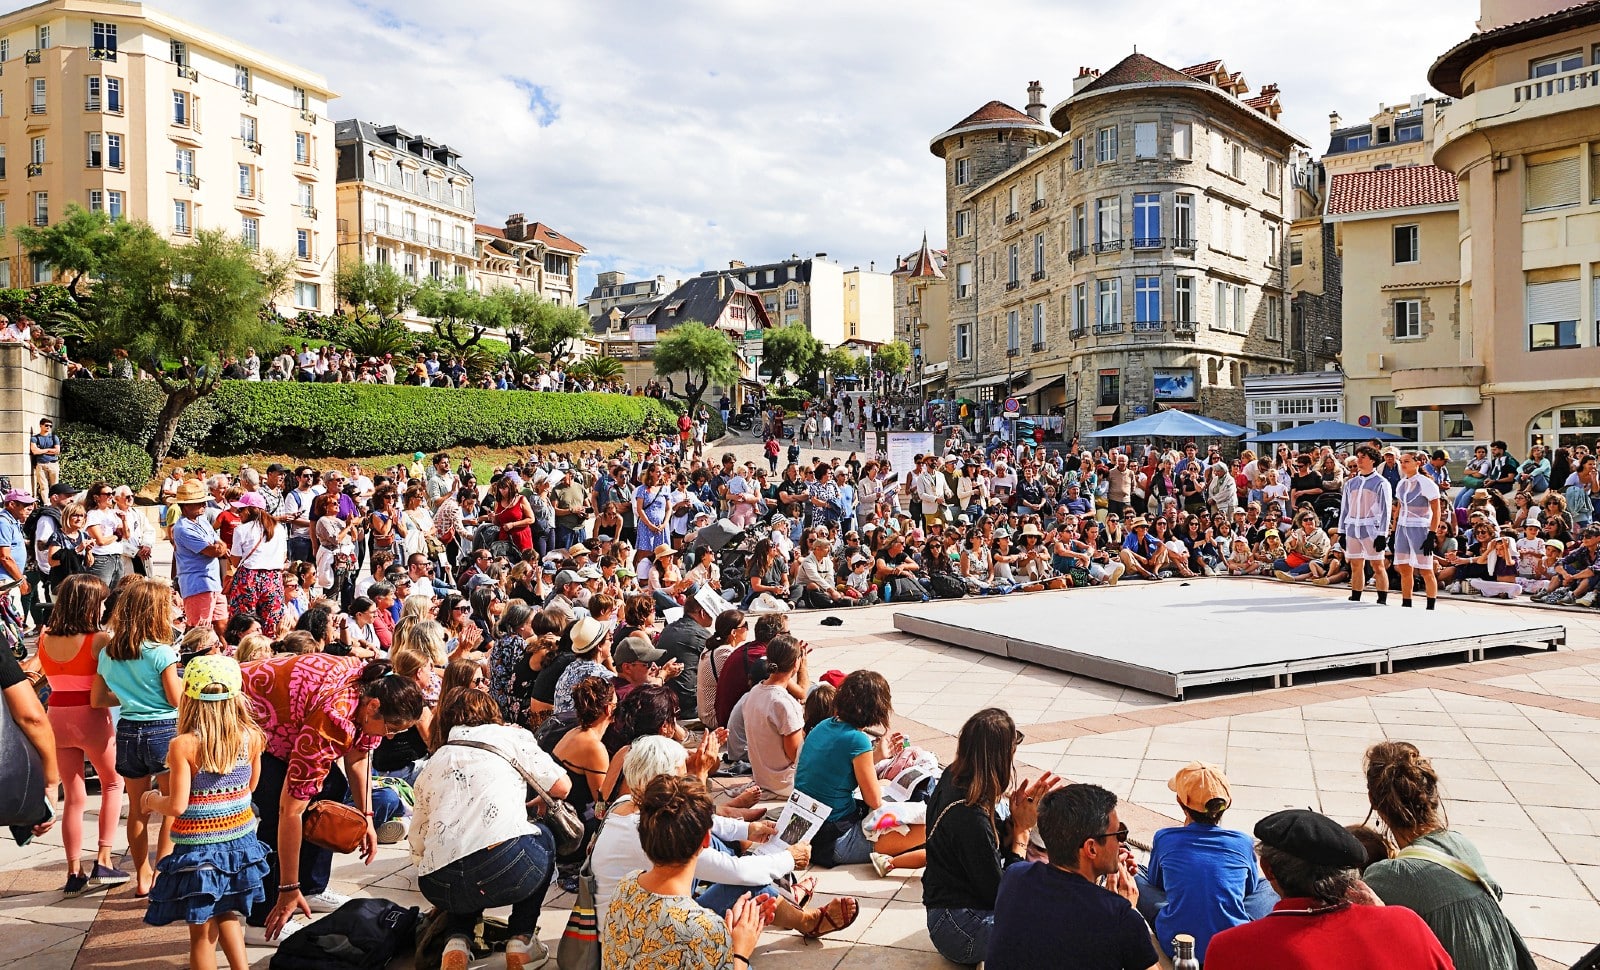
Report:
892,580,1566,699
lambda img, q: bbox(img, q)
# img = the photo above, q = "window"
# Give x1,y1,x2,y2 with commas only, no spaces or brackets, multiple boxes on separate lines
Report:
1290,237,1303,266
402,253,417,278
294,281,320,309
1396,116,1422,143
1234,286,1246,334
234,64,251,93
1527,156,1580,210
296,229,311,259
1033,172,1045,202
428,259,443,280
1213,280,1230,330
174,148,194,176
954,157,969,185
1174,193,1194,246
1172,123,1192,160
1134,276,1161,326
170,40,187,66
1345,131,1372,151
1372,397,1419,442
375,247,390,266
1007,185,1019,217
1032,303,1045,347
106,190,122,220
88,189,103,212
1007,309,1020,352
239,115,257,144
1033,233,1046,276
30,136,43,165
92,21,117,52
1007,243,1019,284
172,199,189,234
1527,278,1580,350
1175,276,1195,323
955,209,970,238
1,146,8,180
1073,283,1088,335
1268,222,1281,263
1267,297,1283,339
0,40,9,62
1265,161,1281,195
1095,196,1121,245
1096,125,1118,164
956,323,972,360
1393,224,1419,264
299,182,315,215
293,86,308,110
784,288,799,309
104,133,121,170
1098,372,1120,406
1531,50,1585,78
1072,204,1086,251
241,217,259,250
1442,411,1473,439
173,91,188,125
1212,201,1234,253
86,76,100,109
956,262,973,298
105,77,120,112
372,159,389,184
31,258,50,284
237,164,252,197
1132,193,1160,247
85,133,100,167
31,79,45,113
1231,143,1244,179
1134,121,1157,159
296,132,310,164
35,25,50,49
1096,278,1122,331
1073,137,1084,171
1392,300,1422,339
0,261,9,288
401,167,415,192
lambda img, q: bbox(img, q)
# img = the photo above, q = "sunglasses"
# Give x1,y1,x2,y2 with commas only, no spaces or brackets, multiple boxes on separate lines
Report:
1090,824,1130,845
453,603,472,612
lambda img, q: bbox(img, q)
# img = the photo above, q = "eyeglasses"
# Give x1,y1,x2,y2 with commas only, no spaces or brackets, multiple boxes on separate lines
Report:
1090,824,1130,845
453,603,472,612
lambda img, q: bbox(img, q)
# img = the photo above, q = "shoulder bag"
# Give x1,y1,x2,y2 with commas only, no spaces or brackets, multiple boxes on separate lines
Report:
555,798,617,970
446,738,585,856
1396,843,1538,970
302,800,367,854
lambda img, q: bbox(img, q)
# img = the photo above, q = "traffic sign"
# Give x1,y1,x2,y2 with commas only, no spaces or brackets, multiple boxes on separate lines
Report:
1002,397,1020,416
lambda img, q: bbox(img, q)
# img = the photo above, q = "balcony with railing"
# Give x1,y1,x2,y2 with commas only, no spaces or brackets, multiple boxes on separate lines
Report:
1094,321,1124,335
362,220,474,256
1172,320,1198,338
26,162,42,178
25,49,42,65
1132,318,1165,333
240,90,258,105
1068,247,1086,261
241,138,262,155
1030,198,1048,212
1132,237,1163,250
176,63,198,81
1031,270,1046,282
299,205,318,219
179,173,200,189
88,47,116,62
1007,346,1021,357
1093,239,1124,254
1005,279,1022,291
1004,211,1021,225
1031,340,1046,352
1437,64,1597,153
29,102,46,115
85,99,123,115
1172,237,1197,252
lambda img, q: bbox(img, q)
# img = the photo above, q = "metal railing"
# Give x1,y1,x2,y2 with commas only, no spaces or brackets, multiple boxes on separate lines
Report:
1030,198,1048,212
1172,320,1198,336
29,103,46,114
1094,322,1124,335
1133,319,1164,332
240,90,257,104
1068,247,1086,261
1093,240,1124,254
176,64,198,81
1004,211,1021,224
1005,279,1021,291
1031,270,1046,282
300,206,317,219
1031,341,1046,352
361,220,474,255
26,162,42,178
1172,237,1197,251
25,49,41,65
1132,237,1163,250
88,47,116,62
179,173,200,188
300,109,317,123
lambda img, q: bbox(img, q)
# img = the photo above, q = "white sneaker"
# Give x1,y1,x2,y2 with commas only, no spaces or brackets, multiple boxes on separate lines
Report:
871,852,894,878
1576,592,1597,607
506,935,550,969
305,889,350,913
375,816,410,844
441,934,473,970
245,917,310,948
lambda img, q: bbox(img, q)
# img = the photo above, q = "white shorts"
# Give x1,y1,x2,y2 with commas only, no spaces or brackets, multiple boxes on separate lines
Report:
1345,536,1383,561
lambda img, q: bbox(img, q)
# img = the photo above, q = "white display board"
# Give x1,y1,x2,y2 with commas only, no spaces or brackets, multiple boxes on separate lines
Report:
885,431,935,477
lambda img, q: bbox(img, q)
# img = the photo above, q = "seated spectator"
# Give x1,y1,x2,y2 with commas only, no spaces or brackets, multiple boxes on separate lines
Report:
1203,809,1453,970
695,609,748,728
1362,741,1536,970
1138,762,1275,963
799,536,849,608
1119,517,1167,580
986,783,1158,970
1273,511,1330,582
714,613,796,729
741,635,806,798
923,708,1061,966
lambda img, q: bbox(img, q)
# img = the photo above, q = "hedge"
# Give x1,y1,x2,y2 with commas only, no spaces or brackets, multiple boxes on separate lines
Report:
63,381,677,458
58,422,154,490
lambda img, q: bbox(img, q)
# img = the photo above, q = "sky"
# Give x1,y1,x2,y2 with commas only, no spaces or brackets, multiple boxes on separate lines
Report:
163,0,1482,304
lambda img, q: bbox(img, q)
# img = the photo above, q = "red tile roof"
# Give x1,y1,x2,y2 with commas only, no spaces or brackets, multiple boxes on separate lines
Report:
944,100,1037,131
529,222,586,253
1078,53,1204,96
1179,60,1222,78
1326,165,1459,216
475,223,506,238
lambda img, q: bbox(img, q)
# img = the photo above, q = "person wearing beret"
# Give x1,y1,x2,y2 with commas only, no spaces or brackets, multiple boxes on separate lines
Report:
1203,809,1453,970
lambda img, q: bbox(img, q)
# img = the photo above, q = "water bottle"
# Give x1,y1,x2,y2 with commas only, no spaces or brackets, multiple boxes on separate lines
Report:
1172,933,1200,970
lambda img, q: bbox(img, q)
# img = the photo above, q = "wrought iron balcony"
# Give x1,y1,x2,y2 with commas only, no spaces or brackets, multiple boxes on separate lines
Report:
176,64,198,81
1132,319,1165,333
1005,280,1021,291
26,162,43,178
1172,320,1198,337
1094,322,1124,335
1132,237,1163,250
1068,247,1086,261
1172,237,1197,252
89,47,116,62
1004,211,1021,225
1093,240,1124,254
25,49,42,65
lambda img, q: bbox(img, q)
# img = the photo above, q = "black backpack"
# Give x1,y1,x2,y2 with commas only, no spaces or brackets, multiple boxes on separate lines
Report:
21,505,59,572
270,897,419,970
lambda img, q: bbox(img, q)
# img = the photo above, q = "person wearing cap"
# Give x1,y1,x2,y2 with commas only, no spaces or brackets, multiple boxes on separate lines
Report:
228,490,288,635
170,480,231,637
551,615,615,719
1203,809,1452,970
550,471,590,550
0,489,35,606
986,783,1158,970
546,568,585,619
29,417,60,499
1138,762,1273,963
613,632,672,702
1118,517,1168,581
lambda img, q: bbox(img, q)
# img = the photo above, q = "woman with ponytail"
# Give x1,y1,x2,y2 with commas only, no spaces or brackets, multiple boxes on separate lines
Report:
1362,740,1536,970
239,653,425,945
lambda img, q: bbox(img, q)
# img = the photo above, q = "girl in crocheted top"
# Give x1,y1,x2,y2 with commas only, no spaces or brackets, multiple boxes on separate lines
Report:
141,657,269,970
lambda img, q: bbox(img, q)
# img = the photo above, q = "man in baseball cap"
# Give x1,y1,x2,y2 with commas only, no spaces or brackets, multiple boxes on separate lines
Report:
0,489,35,604
1140,762,1265,963
613,633,670,702
1204,808,1452,970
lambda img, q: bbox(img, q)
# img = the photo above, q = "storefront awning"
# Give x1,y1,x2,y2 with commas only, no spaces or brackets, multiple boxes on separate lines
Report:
912,373,947,389
956,371,1028,392
1093,405,1120,422
1014,374,1064,398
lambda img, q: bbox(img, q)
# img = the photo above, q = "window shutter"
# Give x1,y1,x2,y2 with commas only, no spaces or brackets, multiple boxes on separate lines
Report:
1526,279,1579,323
1526,157,1580,210
1593,277,1600,321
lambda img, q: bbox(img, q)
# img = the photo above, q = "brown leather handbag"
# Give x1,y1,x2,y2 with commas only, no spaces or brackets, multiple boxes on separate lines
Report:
302,800,367,853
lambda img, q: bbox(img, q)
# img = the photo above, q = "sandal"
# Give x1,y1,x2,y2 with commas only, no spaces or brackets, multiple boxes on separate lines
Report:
788,875,817,909
800,896,859,939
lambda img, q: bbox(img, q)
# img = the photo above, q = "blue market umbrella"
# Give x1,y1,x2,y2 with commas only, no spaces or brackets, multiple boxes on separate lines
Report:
1085,409,1250,439
1247,420,1406,444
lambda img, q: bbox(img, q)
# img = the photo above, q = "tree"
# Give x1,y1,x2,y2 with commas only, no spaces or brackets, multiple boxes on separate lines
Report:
760,322,818,386
335,261,416,327
527,301,590,365
569,354,624,386
482,287,544,350
653,321,738,412
820,347,857,386
13,204,133,303
87,225,281,468
413,277,497,351
876,340,912,376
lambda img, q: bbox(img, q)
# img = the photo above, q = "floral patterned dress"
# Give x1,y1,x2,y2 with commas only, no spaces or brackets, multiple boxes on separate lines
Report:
601,872,734,970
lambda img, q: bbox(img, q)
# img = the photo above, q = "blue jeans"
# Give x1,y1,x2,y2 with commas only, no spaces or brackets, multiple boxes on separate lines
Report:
927,907,993,965
249,753,347,925
114,717,178,780
1272,557,1312,577
694,837,780,914
555,525,585,549
418,830,556,938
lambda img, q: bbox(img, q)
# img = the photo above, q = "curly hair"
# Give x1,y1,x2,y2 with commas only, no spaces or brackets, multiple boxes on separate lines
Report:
833,669,892,730
570,675,616,728
1364,740,1445,836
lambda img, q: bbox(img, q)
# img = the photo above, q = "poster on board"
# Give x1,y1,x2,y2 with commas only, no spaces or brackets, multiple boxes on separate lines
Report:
885,431,935,478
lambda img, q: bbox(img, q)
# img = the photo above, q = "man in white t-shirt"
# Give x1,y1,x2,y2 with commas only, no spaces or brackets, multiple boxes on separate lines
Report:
742,635,806,798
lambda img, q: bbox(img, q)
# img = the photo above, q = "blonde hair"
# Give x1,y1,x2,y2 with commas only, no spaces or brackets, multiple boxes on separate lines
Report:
392,619,447,678
178,624,220,659
392,593,437,645
105,577,176,662
235,633,273,665
179,688,262,775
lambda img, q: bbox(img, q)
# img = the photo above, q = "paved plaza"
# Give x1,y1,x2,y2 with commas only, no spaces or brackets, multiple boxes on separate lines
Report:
5,578,1599,968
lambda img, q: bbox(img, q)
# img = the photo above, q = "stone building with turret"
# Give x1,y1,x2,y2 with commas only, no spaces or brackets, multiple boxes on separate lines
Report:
933,55,1311,436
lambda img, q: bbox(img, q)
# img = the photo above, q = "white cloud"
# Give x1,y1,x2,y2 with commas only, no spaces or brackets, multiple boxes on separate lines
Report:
161,0,1478,300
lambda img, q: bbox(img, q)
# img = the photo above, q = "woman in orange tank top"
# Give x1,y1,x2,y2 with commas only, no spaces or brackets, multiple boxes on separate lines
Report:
36,574,127,894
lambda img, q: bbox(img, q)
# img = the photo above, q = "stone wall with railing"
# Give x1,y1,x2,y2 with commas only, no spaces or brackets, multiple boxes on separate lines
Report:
0,343,65,488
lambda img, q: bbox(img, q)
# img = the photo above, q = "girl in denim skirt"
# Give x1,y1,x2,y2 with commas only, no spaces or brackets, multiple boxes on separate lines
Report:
94,576,181,897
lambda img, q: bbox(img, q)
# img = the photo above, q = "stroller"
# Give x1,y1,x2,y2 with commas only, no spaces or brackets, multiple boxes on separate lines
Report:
694,517,770,606
459,522,515,576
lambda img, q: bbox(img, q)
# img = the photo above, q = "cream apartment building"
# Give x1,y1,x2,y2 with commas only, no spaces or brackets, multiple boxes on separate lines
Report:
936,59,1311,436
1426,0,1600,452
0,0,338,311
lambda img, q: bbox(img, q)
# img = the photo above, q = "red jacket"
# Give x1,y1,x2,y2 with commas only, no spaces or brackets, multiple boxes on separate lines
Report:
1204,897,1454,970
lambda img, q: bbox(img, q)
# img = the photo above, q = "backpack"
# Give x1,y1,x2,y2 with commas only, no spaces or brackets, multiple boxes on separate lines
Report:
21,505,59,572
0,672,50,828
928,571,967,600
271,897,419,970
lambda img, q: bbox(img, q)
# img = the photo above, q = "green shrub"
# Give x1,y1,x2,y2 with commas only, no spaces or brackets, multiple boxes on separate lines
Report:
63,380,674,458
58,422,154,488
765,390,811,413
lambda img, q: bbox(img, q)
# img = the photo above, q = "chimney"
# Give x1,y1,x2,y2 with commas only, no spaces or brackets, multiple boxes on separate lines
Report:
1329,111,1342,132
1072,68,1101,94
1025,80,1045,122
717,275,726,299
729,260,746,270
505,213,527,241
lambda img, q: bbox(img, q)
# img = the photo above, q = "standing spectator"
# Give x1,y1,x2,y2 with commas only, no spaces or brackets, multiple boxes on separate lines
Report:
112,486,152,578
83,483,126,589
551,471,590,550
227,493,287,635
171,480,230,639
29,418,61,498
986,783,1157,970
